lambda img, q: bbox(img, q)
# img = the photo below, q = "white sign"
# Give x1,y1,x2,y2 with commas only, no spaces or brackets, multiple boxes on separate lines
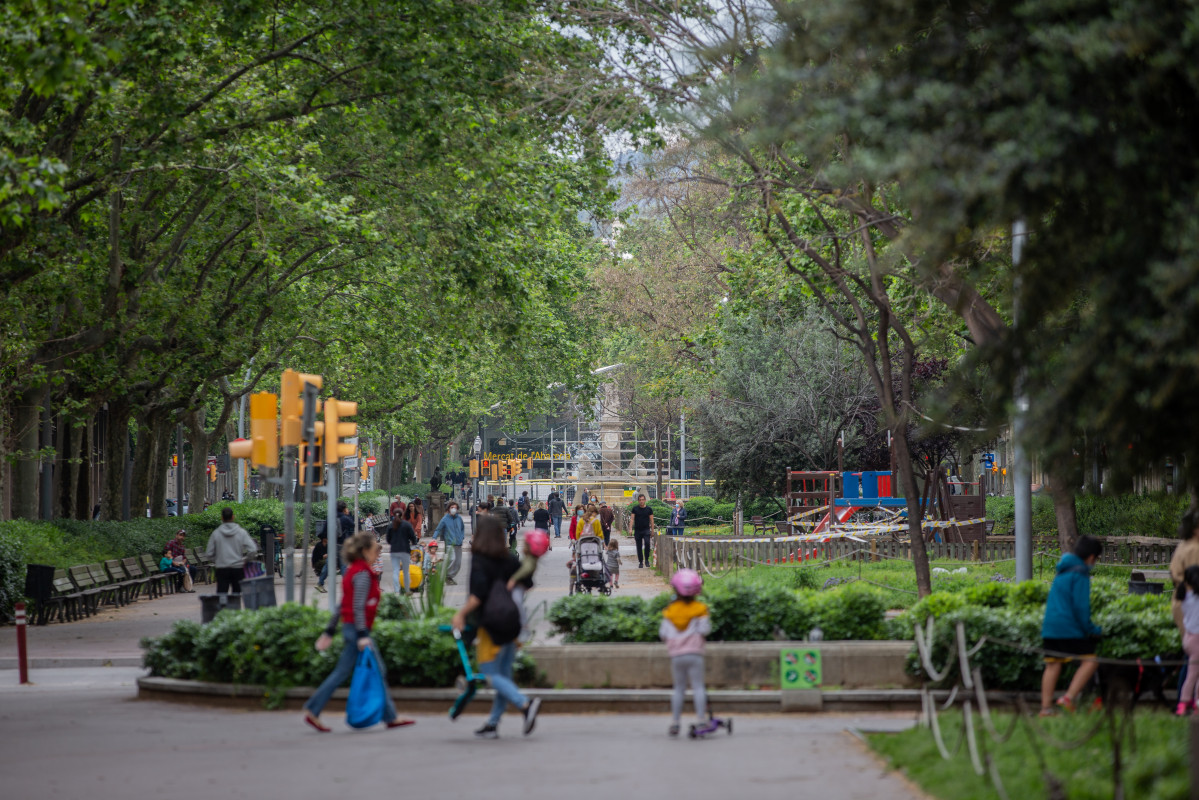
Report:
343,457,359,469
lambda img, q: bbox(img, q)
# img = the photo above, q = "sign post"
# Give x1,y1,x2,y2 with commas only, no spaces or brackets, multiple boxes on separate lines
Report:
15,602,29,684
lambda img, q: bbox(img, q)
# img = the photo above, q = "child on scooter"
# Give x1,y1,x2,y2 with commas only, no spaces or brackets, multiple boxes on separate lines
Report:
660,569,711,736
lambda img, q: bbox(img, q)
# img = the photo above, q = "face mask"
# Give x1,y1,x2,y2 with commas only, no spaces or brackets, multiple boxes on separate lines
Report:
577,510,584,517
449,509,458,516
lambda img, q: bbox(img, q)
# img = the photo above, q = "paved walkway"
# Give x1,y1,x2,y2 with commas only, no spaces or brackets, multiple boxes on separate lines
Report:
0,669,924,800
0,513,667,668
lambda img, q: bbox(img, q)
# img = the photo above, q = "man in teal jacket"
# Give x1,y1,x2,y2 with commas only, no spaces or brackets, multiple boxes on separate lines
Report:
433,500,466,585
1040,535,1103,715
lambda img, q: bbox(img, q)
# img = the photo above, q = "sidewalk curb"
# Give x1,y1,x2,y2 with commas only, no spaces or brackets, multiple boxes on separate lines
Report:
136,676,1036,713
0,657,144,669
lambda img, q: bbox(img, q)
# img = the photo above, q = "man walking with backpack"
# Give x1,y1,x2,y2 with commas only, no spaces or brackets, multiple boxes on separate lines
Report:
517,491,531,526
547,491,566,539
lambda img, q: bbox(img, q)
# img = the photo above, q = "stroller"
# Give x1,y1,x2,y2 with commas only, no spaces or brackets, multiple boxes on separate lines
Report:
570,535,610,595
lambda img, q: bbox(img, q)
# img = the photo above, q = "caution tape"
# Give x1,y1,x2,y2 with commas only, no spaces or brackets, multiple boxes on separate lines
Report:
669,517,989,544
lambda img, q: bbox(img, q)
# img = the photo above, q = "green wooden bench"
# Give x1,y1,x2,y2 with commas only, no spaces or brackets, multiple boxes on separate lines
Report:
86,562,128,607
108,558,152,602
140,554,175,595
67,565,105,615
122,556,166,599
190,547,215,584
49,569,86,622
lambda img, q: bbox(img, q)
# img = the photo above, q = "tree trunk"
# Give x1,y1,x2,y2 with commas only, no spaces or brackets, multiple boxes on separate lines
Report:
187,408,212,516
147,416,171,518
102,401,131,520
130,418,154,518
893,425,933,597
1046,459,1079,553
76,417,93,519
11,390,41,521
654,427,663,500
59,420,77,520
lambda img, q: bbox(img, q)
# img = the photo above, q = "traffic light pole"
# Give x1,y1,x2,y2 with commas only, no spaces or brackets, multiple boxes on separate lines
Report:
323,469,338,611
282,452,296,603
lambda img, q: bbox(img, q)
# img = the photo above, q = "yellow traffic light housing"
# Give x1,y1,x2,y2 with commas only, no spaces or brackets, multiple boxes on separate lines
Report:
324,398,358,464
228,392,279,469
469,459,479,479
280,369,323,447
490,461,499,480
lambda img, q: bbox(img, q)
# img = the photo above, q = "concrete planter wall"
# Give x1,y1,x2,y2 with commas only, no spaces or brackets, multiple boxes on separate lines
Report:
524,641,917,690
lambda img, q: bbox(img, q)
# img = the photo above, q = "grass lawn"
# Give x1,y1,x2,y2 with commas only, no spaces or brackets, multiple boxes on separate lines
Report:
868,709,1189,800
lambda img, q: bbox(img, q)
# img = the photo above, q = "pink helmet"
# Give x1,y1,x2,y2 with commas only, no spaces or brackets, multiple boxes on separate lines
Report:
525,530,550,558
670,569,703,597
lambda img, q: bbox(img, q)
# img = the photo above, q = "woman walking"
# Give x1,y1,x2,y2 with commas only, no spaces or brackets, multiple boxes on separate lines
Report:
407,499,425,537
303,532,414,732
386,510,419,594
451,515,541,739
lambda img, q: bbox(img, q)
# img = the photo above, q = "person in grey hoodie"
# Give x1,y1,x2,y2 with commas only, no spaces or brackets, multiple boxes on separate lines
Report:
205,507,259,593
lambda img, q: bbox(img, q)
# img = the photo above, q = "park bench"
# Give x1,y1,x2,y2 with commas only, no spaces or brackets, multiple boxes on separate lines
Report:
774,521,794,535
191,547,215,583
115,558,157,600
125,556,169,598
86,562,128,607
47,569,86,622
67,565,106,615
750,515,769,535
139,554,175,595
103,560,143,604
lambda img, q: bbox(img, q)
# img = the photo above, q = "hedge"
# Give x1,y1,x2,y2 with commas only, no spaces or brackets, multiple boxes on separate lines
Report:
141,603,539,706
0,500,286,620
900,580,1178,689
986,492,1189,539
547,580,888,643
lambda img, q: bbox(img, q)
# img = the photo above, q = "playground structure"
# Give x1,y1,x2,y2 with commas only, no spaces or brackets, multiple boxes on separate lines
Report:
785,468,987,542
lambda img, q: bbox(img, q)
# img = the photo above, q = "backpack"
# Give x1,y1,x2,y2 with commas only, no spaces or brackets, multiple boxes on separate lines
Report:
518,496,529,511
480,579,522,645
315,519,328,539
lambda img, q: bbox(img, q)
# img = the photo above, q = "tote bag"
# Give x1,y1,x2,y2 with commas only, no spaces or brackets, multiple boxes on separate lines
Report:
480,580,522,646
346,647,387,728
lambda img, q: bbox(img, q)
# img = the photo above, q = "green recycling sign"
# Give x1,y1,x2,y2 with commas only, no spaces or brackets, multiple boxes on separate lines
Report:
780,648,822,689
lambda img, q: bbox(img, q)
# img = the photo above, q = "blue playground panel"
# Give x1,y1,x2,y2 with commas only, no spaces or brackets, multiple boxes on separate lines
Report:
835,471,911,508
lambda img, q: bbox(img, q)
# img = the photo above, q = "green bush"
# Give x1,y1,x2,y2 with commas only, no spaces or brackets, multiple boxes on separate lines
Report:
907,606,1044,690
389,483,431,499
142,603,490,696
709,502,737,522
808,584,887,640
0,527,29,621
986,492,1188,539
683,496,716,523
546,580,887,643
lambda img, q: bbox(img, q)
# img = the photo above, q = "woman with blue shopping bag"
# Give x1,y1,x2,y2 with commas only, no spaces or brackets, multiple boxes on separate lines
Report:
303,532,415,733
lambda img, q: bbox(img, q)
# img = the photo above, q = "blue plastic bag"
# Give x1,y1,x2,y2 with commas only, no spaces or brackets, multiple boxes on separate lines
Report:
346,647,386,728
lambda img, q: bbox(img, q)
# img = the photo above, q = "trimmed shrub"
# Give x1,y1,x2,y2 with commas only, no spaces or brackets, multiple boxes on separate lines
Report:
683,496,716,523
142,603,497,700
808,584,887,640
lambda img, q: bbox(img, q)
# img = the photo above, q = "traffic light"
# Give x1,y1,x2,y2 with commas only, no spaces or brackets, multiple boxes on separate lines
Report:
279,369,322,447
512,458,522,476
171,454,178,467
323,398,358,464
208,463,217,482
490,461,499,480
229,392,279,469
526,457,533,472
481,459,490,477
469,459,479,479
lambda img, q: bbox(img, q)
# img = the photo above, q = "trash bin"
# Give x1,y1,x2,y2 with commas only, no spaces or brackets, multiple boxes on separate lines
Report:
1128,580,1164,595
200,593,242,623
23,564,55,625
240,575,277,610
259,525,276,575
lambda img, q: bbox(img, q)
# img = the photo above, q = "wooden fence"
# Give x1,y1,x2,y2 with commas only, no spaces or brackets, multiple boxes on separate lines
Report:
655,533,1179,581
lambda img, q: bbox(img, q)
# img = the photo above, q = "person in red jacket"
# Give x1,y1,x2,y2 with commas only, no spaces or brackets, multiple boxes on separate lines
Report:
303,532,415,732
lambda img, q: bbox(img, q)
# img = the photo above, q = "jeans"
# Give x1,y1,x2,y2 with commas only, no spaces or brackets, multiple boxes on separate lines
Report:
163,566,192,592
391,552,412,592
551,515,562,538
215,567,242,594
634,531,653,566
443,545,462,580
318,561,343,587
303,624,397,723
667,526,684,537
479,641,528,726
671,653,707,724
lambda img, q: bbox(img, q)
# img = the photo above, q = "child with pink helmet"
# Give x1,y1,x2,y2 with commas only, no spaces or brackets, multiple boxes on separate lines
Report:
660,569,711,736
507,530,550,642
